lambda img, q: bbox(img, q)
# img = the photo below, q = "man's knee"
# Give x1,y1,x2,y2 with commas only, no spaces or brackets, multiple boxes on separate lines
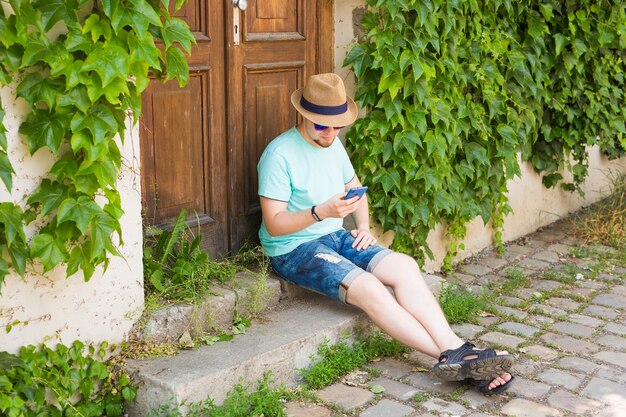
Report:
345,272,388,305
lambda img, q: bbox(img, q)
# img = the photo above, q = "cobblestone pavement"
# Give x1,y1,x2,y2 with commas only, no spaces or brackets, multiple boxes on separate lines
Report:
283,220,626,417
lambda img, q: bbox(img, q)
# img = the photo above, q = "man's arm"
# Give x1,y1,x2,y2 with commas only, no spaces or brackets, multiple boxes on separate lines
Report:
345,176,378,250
260,192,362,237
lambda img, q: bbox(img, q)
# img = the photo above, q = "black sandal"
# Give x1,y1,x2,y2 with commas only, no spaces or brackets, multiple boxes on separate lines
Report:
432,342,513,381
466,375,515,395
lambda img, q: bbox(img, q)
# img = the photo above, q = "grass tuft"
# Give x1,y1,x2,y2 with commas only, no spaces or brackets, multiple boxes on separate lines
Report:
439,284,490,324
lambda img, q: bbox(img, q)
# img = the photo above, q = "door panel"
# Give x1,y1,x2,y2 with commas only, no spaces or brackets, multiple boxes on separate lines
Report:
140,0,228,258
228,0,332,250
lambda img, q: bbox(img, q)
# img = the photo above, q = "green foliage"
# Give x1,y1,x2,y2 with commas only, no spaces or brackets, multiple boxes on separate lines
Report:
148,372,285,417
143,209,237,303
299,332,409,389
343,0,626,266
438,284,490,324
0,1,194,288
0,341,135,417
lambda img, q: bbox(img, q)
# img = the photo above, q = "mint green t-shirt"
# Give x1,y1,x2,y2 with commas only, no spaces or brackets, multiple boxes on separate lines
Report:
257,127,355,257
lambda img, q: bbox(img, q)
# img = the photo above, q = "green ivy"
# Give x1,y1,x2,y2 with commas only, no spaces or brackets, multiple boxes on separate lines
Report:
344,0,626,268
0,341,136,417
0,1,194,288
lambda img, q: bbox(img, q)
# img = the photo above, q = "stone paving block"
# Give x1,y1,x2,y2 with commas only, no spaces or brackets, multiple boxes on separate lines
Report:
597,334,626,350
557,356,598,374
317,384,374,410
532,250,560,263
506,244,534,255
459,387,501,409
540,333,598,355
372,358,416,379
550,321,594,338
497,321,540,337
546,243,571,255
517,258,551,270
401,371,460,394
581,377,626,407
562,287,596,298
593,293,626,309
450,272,476,284
359,399,415,417
498,296,524,306
461,264,494,276
534,230,567,243
422,398,468,416
613,285,626,296
477,256,508,270
538,368,584,390
501,398,562,416
596,364,626,385
604,322,626,336
405,351,437,368
521,345,560,361
526,238,550,248
450,323,485,340
596,272,621,281
583,304,620,319
525,314,555,327
531,280,564,292
594,351,626,369
512,359,543,377
493,305,528,320
547,389,601,414
476,315,501,326
479,331,525,349
578,280,606,289
369,377,419,401
567,313,603,327
546,297,581,312
536,305,568,318
507,376,552,398
284,402,332,417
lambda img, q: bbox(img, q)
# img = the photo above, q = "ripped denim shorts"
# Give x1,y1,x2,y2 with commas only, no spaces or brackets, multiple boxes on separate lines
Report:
269,229,393,303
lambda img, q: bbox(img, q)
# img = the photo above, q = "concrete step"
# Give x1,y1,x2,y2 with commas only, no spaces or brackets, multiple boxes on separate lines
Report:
125,273,445,416
125,294,369,415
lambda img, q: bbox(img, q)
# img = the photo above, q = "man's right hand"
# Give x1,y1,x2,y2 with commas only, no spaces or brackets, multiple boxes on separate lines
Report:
315,192,362,220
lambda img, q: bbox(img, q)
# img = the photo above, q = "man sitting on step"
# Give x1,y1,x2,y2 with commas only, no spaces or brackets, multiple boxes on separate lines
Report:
256,73,515,395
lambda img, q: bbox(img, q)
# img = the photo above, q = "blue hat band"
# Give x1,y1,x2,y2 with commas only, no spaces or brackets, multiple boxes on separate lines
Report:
300,96,348,115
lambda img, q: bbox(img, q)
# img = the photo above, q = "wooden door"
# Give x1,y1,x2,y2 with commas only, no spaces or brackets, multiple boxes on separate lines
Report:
140,0,228,258
140,0,333,256
227,0,333,250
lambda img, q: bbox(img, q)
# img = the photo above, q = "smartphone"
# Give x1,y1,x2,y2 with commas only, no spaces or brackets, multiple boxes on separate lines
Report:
344,186,368,200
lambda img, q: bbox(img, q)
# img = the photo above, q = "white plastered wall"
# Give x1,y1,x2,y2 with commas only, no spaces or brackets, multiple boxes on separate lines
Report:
334,1,626,272
0,82,144,354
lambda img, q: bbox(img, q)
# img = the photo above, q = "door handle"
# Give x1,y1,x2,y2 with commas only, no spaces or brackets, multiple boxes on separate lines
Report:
231,0,246,46
232,0,247,10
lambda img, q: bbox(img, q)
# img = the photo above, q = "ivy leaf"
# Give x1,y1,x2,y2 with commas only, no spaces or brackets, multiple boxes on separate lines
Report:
50,155,78,181
57,197,102,234
16,72,64,110
27,179,69,217
71,104,118,139
162,18,195,53
0,151,14,191
30,233,68,272
8,239,27,277
164,47,189,87
19,109,68,155
32,0,77,32
104,189,124,220
82,14,112,42
0,203,25,247
0,257,8,289
89,212,120,261
82,45,130,88
21,35,50,67
58,85,91,113
77,159,118,188
111,0,161,34
128,31,160,68
465,142,488,166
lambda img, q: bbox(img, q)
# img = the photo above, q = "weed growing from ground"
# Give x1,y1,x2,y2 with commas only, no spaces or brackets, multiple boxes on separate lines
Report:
439,284,490,324
298,331,409,389
499,268,530,293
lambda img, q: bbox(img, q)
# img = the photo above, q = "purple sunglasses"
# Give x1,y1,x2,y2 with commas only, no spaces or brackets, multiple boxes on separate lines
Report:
314,123,345,131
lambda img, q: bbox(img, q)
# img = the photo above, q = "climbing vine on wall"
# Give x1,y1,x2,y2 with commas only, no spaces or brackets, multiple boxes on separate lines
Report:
344,0,626,268
0,0,194,287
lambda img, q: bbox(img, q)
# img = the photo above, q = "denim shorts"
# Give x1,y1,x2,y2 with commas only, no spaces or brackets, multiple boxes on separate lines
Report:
269,230,393,303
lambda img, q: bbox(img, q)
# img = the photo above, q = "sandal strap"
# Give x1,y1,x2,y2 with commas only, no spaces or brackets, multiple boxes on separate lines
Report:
437,341,476,362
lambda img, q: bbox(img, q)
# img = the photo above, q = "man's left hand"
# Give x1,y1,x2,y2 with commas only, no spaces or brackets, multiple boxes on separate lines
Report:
350,229,377,251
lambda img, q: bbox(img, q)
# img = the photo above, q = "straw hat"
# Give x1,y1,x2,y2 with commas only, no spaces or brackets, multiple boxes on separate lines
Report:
290,73,359,126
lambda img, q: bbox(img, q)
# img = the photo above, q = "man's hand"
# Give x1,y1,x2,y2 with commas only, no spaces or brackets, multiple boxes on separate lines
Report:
350,228,377,251
316,192,361,219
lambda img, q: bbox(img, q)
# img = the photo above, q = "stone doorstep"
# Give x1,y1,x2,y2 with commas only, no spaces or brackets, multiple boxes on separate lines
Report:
126,274,444,416
139,271,282,344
